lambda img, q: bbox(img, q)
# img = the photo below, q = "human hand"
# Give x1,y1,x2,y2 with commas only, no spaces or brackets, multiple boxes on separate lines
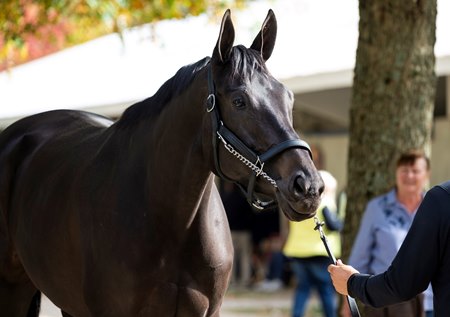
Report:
327,259,359,295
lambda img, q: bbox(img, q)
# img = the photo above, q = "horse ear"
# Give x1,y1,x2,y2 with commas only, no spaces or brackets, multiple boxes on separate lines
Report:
212,9,235,63
250,9,277,61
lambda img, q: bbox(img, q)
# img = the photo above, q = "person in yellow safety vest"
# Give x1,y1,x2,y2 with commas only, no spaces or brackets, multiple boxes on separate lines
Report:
283,170,342,317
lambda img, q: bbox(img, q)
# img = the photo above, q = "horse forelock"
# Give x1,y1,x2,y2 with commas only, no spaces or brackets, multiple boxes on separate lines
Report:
229,45,268,80
116,57,211,128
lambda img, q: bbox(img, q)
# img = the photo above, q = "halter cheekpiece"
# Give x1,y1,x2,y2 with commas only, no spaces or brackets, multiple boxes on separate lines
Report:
206,64,313,210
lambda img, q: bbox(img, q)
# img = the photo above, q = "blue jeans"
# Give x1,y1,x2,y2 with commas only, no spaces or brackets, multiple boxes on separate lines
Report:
290,256,336,317
266,251,286,280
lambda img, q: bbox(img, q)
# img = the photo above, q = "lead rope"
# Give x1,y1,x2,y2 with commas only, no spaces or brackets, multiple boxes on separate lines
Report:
314,217,361,317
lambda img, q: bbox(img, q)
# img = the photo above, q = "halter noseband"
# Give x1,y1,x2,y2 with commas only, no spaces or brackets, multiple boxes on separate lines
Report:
206,65,312,210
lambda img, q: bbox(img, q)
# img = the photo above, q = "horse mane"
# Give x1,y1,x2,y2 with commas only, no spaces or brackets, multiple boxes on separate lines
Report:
115,46,266,129
116,56,211,128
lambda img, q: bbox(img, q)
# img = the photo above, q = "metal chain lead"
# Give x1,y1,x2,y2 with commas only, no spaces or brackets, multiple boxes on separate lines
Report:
217,132,278,188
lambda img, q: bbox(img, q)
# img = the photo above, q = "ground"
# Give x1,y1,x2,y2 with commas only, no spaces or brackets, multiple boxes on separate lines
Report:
40,287,324,317
221,287,324,317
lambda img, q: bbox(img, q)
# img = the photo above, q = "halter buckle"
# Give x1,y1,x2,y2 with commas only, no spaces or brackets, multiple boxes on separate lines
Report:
206,94,215,112
251,200,265,210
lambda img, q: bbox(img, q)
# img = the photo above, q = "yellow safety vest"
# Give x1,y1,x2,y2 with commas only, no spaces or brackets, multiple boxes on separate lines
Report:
283,202,341,258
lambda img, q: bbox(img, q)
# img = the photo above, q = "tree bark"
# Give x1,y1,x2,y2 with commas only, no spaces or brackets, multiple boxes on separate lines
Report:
342,0,437,262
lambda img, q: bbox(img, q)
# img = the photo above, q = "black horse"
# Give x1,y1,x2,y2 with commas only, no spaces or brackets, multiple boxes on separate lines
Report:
0,9,323,317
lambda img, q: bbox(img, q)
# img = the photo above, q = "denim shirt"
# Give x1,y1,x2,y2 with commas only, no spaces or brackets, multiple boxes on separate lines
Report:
349,189,419,274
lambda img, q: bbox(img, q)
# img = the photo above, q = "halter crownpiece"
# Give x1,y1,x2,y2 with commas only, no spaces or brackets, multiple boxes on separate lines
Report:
206,64,313,210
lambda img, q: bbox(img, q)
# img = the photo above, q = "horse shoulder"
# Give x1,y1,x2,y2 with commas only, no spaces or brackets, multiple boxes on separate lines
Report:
199,184,233,267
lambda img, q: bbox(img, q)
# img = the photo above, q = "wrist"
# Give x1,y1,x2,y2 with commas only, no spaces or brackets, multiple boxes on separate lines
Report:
347,272,359,297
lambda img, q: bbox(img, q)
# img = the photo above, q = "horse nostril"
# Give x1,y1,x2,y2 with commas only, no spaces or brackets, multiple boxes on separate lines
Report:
318,182,325,196
293,174,310,196
293,173,324,197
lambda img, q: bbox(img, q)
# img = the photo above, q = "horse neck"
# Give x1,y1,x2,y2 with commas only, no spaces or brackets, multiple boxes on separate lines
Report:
113,69,215,212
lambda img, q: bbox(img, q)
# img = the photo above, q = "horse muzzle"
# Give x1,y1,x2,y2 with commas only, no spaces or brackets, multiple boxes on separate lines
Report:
275,172,324,221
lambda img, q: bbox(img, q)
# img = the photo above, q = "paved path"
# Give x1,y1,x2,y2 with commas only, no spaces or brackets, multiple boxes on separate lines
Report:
39,288,322,317
221,288,292,317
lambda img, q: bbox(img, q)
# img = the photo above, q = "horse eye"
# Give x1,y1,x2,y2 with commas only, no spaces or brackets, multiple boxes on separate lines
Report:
232,97,245,108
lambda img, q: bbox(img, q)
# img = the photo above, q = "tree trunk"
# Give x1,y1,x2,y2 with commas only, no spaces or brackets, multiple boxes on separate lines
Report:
342,0,437,262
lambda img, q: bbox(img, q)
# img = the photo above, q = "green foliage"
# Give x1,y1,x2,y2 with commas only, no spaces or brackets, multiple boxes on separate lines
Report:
0,0,247,69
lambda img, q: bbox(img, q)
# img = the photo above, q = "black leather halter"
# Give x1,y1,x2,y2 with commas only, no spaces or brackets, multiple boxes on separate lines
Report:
206,65,312,210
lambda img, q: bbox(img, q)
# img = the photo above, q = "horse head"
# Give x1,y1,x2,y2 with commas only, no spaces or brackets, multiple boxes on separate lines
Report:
206,9,324,221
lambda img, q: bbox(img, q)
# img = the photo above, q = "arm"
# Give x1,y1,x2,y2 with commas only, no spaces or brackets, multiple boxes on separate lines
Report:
322,206,343,231
331,186,445,307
